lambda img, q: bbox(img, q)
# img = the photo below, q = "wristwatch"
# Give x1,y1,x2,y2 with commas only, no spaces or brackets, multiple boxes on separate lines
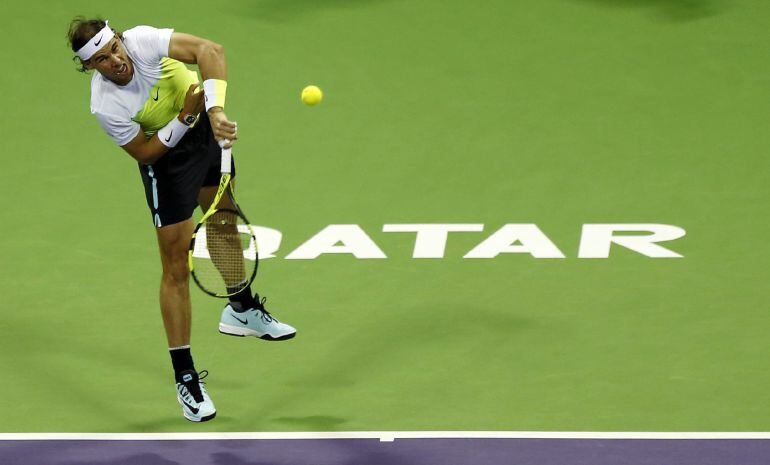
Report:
180,113,197,126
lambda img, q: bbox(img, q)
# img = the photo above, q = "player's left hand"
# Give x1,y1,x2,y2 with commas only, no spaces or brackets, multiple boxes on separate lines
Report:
208,108,238,148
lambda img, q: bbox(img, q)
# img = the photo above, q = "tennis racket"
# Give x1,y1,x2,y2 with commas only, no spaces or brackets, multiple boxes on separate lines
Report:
188,140,258,297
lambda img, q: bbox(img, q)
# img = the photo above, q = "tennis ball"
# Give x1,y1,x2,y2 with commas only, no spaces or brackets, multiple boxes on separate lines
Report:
301,85,323,106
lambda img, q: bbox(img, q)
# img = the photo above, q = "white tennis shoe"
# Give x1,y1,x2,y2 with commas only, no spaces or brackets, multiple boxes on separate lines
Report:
219,294,297,341
175,369,216,422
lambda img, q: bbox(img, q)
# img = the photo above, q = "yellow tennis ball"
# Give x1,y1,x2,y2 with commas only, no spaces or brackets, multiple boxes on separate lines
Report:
301,85,323,106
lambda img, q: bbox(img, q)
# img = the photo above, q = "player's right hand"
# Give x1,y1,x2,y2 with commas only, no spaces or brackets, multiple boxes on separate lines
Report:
208,108,238,149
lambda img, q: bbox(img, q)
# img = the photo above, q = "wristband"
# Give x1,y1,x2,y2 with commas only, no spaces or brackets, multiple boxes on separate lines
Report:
157,116,189,148
203,79,227,111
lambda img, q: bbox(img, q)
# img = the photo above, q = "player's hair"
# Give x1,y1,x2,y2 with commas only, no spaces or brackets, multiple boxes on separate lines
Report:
66,16,123,73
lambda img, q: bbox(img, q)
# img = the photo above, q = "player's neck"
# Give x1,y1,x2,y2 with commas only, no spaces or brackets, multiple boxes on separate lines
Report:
106,70,134,86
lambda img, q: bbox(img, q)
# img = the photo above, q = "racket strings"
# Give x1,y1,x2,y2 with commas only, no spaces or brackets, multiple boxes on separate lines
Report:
206,210,245,286
191,209,257,296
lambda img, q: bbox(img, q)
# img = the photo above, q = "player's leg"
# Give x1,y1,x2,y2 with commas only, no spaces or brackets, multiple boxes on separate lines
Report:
138,130,220,422
155,219,195,349
155,218,216,422
196,184,247,292
197,181,236,211
136,110,246,421
197,184,297,341
197,183,254,302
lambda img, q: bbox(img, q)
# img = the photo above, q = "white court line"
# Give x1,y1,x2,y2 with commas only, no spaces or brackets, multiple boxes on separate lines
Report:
2,432,770,442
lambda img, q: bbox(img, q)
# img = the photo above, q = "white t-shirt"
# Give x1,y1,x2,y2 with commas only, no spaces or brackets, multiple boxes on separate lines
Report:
90,26,198,146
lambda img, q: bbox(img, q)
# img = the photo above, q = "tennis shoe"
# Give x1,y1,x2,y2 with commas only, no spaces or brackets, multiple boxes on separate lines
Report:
219,294,297,341
175,369,216,422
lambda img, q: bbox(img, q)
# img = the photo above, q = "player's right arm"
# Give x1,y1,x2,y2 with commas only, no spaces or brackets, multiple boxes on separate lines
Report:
120,83,204,165
120,128,171,165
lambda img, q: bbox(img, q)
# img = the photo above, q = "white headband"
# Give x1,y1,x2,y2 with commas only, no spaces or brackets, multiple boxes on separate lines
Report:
76,21,115,61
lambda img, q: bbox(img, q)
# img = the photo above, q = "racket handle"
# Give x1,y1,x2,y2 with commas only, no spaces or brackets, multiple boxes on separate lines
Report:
219,138,232,174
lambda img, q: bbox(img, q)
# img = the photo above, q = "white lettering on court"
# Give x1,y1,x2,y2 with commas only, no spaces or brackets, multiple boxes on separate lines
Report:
250,226,283,259
285,224,388,259
578,224,686,258
464,224,566,259
192,224,281,261
382,224,484,258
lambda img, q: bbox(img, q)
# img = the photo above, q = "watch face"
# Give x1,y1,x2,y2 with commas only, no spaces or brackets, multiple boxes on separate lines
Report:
183,114,197,125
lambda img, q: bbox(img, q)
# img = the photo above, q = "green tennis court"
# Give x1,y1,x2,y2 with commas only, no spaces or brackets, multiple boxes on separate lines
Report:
1,0,769,436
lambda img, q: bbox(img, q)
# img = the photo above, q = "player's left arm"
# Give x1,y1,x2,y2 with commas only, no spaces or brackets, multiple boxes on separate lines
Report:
168,32,237,147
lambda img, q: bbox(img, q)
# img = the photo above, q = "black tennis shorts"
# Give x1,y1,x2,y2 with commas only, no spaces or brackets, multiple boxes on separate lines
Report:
138,112,235,228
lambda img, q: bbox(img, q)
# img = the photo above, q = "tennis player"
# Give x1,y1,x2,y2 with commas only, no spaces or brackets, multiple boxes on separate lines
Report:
67,18,297,422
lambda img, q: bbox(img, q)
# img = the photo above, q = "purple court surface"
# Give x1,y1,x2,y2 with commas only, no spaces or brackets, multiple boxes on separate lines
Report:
2,438,770,465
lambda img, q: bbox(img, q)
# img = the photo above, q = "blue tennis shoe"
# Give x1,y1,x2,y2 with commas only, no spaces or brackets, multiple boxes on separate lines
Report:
219,294,297,341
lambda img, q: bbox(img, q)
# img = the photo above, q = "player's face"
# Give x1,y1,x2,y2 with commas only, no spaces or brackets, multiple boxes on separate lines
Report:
86,36,134,86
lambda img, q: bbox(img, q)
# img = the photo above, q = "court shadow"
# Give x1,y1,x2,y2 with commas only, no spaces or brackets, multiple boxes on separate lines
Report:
237,0,393,22
578,0,721,21
263,303,535,424
121,416,187,432
271,414,348,429
122,412,236,432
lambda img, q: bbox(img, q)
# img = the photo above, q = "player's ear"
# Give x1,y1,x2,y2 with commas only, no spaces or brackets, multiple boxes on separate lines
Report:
81,58,93,70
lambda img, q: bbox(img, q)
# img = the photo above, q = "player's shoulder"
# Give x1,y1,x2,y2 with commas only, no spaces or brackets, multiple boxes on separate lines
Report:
122,25,174,64
123,25,173,49
123,25,162,41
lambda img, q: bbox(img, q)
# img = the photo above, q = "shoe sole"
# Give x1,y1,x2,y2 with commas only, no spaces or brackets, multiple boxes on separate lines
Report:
219,323,296,341
183,411,216,423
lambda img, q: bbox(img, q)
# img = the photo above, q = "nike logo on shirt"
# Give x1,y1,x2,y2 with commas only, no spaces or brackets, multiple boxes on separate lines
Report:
152,88,159,101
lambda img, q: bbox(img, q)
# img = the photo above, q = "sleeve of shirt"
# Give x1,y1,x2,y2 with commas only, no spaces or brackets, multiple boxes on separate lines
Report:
123,25,174,62
94,111,141,147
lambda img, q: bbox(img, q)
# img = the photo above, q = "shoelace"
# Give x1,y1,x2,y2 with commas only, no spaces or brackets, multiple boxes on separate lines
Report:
180,370,209,403
253,294,274,323
198,370,209,396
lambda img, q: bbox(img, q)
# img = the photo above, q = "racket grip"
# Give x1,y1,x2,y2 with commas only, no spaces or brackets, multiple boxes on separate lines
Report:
219,139,232,174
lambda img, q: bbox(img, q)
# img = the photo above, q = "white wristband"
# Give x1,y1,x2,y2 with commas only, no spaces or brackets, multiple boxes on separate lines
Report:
203,79,227,112
157,117,189,148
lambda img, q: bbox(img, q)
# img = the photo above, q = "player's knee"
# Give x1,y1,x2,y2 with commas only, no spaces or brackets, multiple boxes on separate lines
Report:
161,251,190,283
163,262,189,284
